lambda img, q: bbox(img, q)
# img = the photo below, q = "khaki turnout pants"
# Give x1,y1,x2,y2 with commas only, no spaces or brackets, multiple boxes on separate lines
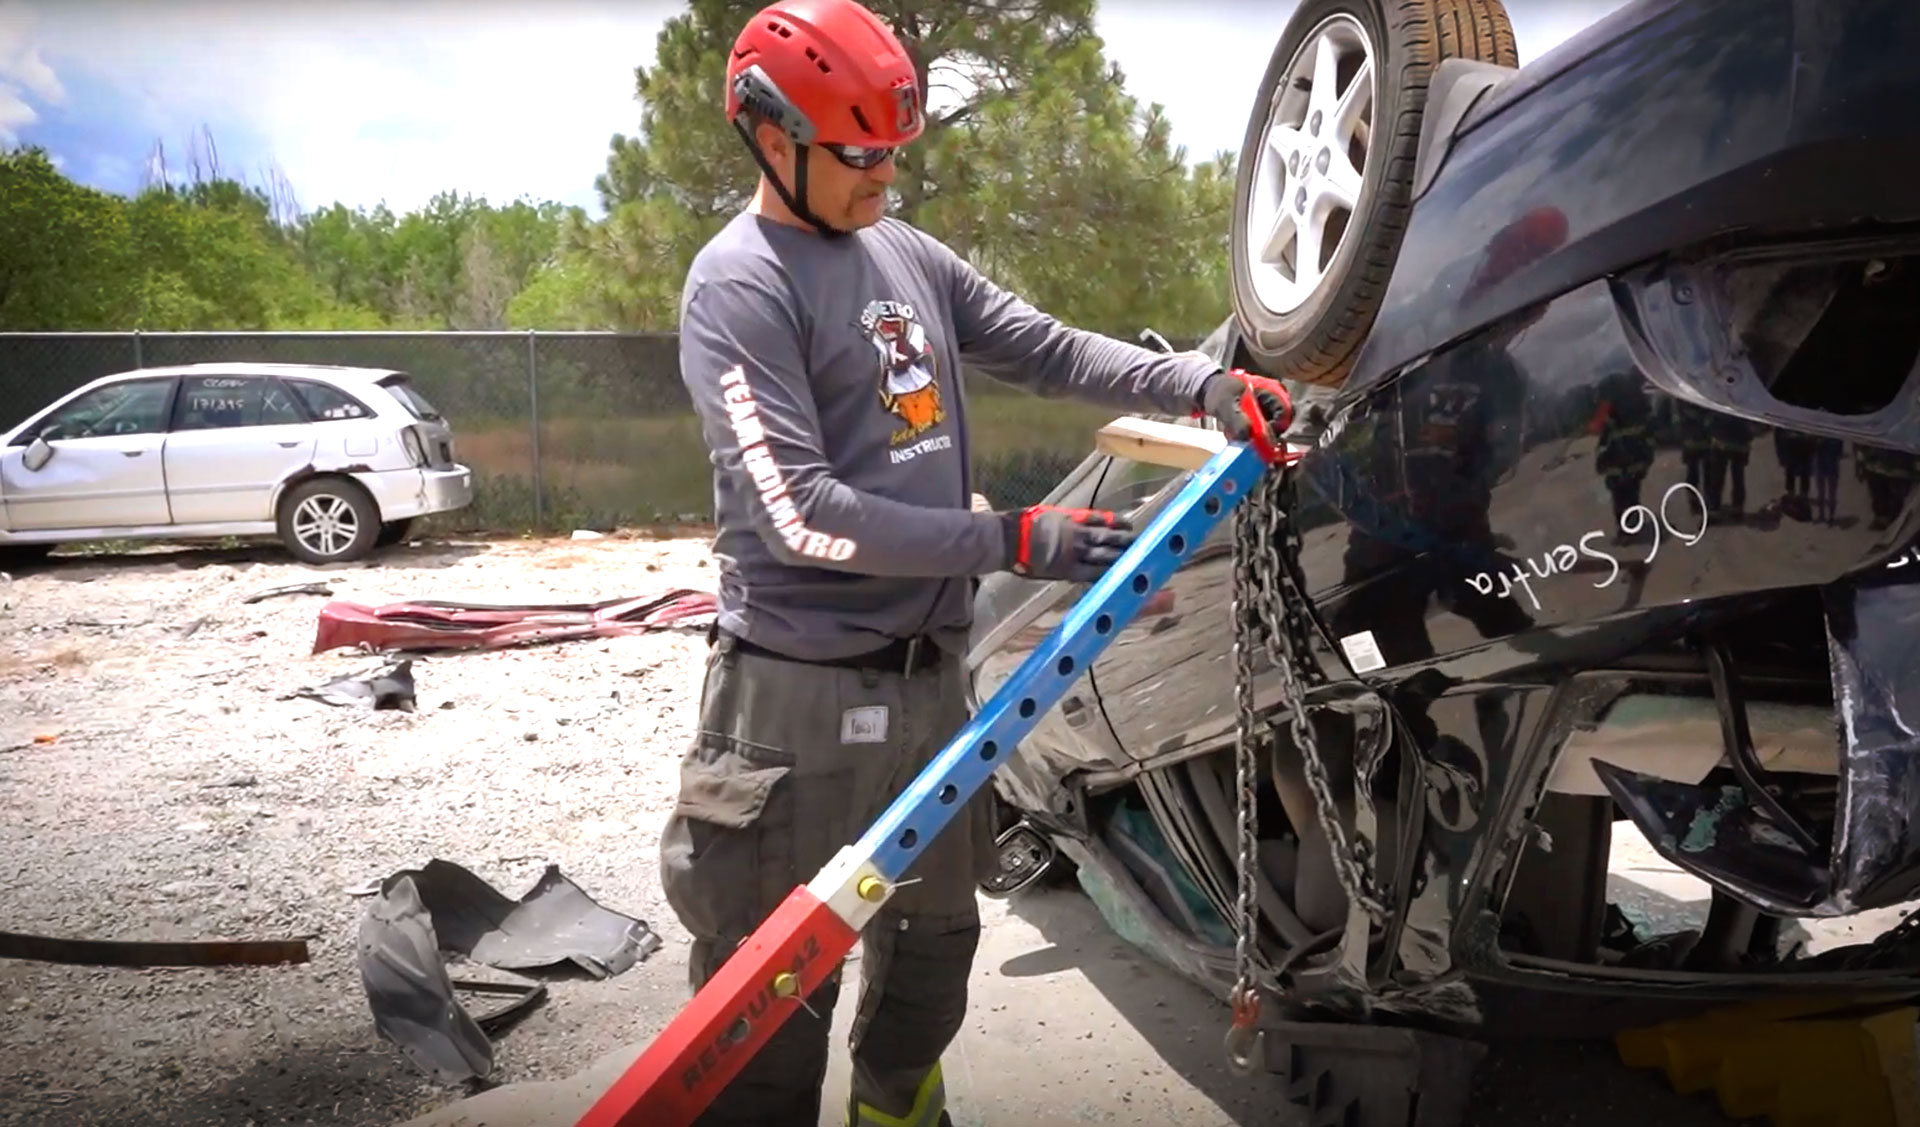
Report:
658,633,997,1127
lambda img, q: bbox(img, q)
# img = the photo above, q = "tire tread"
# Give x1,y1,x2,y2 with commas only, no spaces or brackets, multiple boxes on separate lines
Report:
1234,0,1518,388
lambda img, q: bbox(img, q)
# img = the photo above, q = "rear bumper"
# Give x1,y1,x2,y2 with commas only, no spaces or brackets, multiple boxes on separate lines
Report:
1600,572,1920,917
357,465,474,521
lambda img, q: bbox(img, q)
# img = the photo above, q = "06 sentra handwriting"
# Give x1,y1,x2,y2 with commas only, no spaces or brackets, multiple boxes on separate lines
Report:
1466,483,1709,611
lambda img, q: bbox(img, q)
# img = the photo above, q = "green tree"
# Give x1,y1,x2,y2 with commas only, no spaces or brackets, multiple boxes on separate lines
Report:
0,147,135,329
121,180,373,330
577,0,1232,336
511,194,720,331
292,191,575,328
923,37,1237,336
598,0,1097,224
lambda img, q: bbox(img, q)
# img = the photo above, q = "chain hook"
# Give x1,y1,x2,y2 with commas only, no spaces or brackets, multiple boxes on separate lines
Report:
1224,983,1264,1073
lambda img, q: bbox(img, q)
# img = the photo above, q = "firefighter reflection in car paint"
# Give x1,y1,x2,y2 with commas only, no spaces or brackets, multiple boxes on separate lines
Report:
1812,436,1843,524
1323,208,1572,842
1327,206,1570,666
1856,444,1920,532
1774,427,1818,523
1677,400,1714,509
1587,371,1655,539
1674,400,1758,523
1709,413,1758,521
1773,431,1850,526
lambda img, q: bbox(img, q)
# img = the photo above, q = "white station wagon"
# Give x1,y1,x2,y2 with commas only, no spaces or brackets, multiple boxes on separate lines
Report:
0,362,474,565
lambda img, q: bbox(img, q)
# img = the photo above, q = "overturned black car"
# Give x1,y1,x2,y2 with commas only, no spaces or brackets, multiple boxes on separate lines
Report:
966,0,1920,1119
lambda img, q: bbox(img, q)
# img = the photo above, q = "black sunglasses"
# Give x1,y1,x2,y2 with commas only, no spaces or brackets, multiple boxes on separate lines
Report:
821,142,896,170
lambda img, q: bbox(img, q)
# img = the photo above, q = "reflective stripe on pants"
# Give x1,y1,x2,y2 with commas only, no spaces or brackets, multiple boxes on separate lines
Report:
850,1061,947,1127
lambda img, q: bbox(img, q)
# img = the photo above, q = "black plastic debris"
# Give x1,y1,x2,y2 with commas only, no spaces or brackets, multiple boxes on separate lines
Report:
243,580,336,604
356,858,662,1084
287,658,416,711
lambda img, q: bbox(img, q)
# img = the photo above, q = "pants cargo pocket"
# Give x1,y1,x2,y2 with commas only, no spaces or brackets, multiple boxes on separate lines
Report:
658,735,796,945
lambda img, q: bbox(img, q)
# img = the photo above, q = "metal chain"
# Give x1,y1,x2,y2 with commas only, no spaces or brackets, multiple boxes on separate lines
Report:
1227,462,1388,1033
1227,489,1265,1038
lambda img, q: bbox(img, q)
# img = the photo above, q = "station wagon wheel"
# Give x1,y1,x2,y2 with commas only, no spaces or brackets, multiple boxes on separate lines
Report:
277,477,380,565
375,518,415,548
0,544,54,573
1229,0,1518,387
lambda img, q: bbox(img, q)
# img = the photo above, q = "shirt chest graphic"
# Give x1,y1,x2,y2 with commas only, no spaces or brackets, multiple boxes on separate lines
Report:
858,298,947,448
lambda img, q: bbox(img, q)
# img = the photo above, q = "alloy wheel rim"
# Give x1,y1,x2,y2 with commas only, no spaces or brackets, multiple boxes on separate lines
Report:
1246,14,1377,316
293,494,358,558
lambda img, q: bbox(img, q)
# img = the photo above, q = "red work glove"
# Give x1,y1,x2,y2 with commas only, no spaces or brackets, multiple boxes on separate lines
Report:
999,505,1136,582
1196,368,1294,463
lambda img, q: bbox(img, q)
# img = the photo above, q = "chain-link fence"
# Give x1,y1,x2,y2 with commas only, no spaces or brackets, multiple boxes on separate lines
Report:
0,330,1201,535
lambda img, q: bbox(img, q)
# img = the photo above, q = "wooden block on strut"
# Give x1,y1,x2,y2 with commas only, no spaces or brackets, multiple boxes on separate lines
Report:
1094,416,1227,471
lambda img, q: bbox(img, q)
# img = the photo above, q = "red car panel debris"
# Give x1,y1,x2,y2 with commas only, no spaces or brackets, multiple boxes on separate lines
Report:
311,589,718,655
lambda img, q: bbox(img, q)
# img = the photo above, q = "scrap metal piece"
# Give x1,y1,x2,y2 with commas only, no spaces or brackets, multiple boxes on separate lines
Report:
288,658,417,711
359,873,493,1084
357,859,662,1084
0,928,309,967
1593,766,1830,914
1822,576,1920,912
311,589,716,655
244,581,336,604
1600,576,1920,917
455,977,550,1034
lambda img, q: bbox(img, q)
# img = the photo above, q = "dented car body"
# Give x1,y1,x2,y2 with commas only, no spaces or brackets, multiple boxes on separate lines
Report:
0,361,473,564
967,0,1920,1054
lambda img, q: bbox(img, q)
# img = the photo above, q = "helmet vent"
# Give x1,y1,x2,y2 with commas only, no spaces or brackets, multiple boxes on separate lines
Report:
849,106,873,135
768,20,791,37
803,46,832,74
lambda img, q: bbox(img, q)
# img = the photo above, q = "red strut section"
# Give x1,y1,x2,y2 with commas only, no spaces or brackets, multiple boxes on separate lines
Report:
573,885,859,1127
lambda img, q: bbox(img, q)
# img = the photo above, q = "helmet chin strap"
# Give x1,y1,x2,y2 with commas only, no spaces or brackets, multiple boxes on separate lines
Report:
733,118,851,239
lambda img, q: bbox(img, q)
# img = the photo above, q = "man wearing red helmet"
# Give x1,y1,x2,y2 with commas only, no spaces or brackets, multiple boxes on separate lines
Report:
656,2,1291,1124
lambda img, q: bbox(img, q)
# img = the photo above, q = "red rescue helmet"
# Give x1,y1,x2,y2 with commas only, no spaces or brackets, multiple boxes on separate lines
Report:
726,0,925,159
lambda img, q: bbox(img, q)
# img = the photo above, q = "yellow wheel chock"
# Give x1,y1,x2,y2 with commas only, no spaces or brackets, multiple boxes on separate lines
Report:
1616,994,1920,1127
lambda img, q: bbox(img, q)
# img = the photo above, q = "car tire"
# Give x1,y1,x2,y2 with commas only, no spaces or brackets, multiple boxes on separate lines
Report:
1229,0,1518,387
0,544,54,574
277,476,381,565
375,518,415,548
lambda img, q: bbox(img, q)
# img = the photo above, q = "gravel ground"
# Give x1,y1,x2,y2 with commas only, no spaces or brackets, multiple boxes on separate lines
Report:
0,535,718,1127
3,535,1912,1127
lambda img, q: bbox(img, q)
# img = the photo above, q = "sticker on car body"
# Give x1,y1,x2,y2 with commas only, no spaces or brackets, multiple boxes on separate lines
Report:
1339,630,1386,673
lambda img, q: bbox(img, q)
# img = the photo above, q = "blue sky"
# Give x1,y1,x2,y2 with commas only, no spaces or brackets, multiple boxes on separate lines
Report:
0,0,1628,218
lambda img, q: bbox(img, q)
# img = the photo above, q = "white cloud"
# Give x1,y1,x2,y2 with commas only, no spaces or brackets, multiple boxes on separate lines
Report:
0,0,67,143
0,92,32,141
9,0,1629,216
22,0,677,214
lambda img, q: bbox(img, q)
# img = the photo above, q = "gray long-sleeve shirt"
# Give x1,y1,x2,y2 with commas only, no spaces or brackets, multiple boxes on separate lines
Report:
678,211,1217,661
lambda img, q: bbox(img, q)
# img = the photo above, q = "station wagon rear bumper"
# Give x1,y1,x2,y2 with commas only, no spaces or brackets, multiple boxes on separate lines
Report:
358,465,474,521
